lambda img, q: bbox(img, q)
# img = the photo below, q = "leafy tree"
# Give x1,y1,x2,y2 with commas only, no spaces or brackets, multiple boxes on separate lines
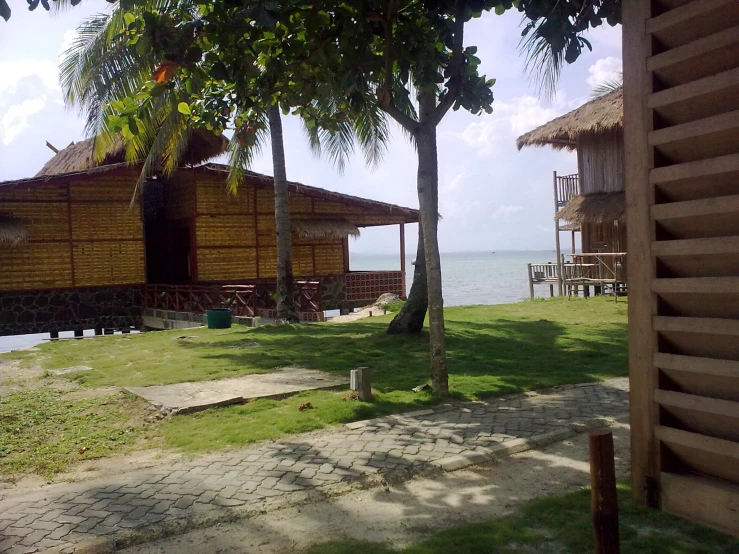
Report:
61,0,621,397
63,1,389,323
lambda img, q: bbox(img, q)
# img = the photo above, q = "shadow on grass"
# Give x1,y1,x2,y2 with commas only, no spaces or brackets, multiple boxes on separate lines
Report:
176,316,628,402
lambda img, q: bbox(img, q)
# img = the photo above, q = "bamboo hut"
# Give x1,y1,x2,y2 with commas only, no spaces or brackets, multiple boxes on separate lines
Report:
0,138,417,336
517,89,626,296
624,0,739,536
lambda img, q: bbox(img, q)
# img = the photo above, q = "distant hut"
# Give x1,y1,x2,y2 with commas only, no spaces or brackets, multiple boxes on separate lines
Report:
517,88,626,296
0,133,417,336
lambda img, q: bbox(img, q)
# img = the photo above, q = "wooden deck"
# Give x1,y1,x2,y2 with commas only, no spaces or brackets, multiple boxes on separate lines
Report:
527,253,627,299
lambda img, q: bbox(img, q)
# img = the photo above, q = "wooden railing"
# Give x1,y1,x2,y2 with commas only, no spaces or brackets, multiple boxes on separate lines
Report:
145,280,322,318
564,253,627,284
345,271,404,304
556,173,580,208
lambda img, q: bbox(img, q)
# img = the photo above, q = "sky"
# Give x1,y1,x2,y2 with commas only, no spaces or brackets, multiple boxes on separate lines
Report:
0,3,622,255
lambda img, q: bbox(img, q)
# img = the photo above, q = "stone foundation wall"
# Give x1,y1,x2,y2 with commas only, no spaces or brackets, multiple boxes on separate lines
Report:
319,276,348,311
0,286,144,337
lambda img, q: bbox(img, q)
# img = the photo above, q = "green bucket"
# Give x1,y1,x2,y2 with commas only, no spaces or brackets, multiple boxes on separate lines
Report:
206,308,232,329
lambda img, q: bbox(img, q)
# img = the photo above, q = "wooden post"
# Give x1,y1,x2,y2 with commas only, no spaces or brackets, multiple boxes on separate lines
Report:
356,366,372,401
571,230,576,254
589,430,620,554
49,330,59,340
399,223,407,299
94,326,103,336
549,284,554,298
73,327,83,339
527,263,534,299
553,171,563,296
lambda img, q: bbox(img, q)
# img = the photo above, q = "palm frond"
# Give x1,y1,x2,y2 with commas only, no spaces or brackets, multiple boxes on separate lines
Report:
227,109,269,193
519,22,565,101
590,72,623,98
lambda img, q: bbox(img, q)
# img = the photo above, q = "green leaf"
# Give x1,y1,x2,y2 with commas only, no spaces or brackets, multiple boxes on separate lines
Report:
123,12,136,26
178,102,192,115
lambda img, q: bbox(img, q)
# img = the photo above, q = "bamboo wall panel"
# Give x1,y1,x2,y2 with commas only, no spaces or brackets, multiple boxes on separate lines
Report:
72,241,145,287
196,215,256,247
198,248,258,281
0,182,68,202
289,195,312,214
256,215,276,247
196,176,253,215
0,243,72,290
68,174,138,203
258,246,277,278
293,245,314,276
70,203,142,241
0,202,69,241
314,244,344,275
577,129,625,194
625,0,739,535
256,189,274,213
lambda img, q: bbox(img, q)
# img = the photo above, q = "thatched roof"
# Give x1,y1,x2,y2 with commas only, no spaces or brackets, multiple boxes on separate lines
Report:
292,219,361,240
556,192,625,224
0,214,27,247
516,88,622,151
36,130,228,177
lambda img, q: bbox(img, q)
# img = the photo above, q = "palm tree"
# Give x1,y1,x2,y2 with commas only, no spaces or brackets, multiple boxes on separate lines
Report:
590,72,623,98
61,3,390,324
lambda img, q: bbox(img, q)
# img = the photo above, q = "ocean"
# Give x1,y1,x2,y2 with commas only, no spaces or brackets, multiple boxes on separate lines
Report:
351,250,560,307
0,250,558,353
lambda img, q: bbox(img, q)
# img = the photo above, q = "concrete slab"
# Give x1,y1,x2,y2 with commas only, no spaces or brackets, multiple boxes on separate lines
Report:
124,367,349,414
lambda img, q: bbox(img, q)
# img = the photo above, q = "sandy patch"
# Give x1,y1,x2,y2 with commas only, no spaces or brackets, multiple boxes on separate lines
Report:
122,419,631,554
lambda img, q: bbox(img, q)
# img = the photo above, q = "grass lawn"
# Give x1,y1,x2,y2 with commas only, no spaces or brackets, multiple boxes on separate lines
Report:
0,388,157,479
304,482,739,554
2,297,628,454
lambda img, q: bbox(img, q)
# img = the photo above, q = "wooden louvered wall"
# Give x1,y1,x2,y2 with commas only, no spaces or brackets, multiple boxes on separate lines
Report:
624,0,739,536
0,168,145,292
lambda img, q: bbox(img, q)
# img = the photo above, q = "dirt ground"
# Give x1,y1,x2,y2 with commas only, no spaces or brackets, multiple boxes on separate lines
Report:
123,418,631,554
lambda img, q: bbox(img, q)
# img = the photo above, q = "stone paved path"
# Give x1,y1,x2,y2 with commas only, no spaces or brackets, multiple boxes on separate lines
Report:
0,379,629,553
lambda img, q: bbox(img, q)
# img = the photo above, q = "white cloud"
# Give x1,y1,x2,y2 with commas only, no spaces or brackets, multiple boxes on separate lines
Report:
491,204,524,219
586,57,622,89
456,96,562,155
0,60,60,94
1,98,46,145
59,29,79,57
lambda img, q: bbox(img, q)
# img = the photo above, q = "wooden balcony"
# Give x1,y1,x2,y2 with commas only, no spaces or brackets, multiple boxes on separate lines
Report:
556,173,580,209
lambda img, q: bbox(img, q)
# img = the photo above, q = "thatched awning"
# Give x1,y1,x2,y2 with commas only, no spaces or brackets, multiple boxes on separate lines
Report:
516,88,622,151
556,192,625,225
36,130,228,177
292,219,360,240
0,214,27,247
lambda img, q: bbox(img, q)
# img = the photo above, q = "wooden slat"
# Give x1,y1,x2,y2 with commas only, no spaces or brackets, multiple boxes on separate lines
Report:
657,425,739,459
655,352,739,378
652,276,739,294
661,473,739,537
647,26,739,72
652,236,739,256
651,194,739,219
648,68,739,109
650,152,739,184
654,315,739,335
648,110,739,146
647,0,736,33
655,389,739,418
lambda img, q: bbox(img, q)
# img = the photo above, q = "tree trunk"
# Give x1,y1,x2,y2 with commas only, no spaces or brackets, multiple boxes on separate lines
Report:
268,105,299,324
416,90,448,398
387,223,427,334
